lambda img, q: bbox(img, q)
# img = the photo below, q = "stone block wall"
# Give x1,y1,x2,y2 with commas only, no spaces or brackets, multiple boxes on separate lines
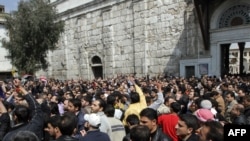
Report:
47,0,205,80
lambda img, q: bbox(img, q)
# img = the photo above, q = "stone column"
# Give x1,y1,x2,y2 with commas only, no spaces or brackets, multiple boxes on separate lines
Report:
238,42,245,75
221,43,230,76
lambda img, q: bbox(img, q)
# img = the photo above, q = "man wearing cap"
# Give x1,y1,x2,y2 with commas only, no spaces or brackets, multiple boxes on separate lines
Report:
193,108,215,123
80,113,110,141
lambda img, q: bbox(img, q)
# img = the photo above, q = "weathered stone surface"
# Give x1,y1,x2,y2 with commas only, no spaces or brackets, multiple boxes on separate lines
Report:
44,0,204,80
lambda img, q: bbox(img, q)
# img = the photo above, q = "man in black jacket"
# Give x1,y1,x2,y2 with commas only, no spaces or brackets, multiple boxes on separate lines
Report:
139,108,172,141
0,100,10,140
243,95,250,125
175,114,199,141
3,78,44,141
56,112,78,141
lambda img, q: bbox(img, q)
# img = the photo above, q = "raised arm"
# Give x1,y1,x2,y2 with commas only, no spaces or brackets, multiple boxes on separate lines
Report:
13,78,44,138
148,82,164,110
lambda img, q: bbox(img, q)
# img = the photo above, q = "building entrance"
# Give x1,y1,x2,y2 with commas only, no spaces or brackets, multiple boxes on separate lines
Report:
91,56,103,79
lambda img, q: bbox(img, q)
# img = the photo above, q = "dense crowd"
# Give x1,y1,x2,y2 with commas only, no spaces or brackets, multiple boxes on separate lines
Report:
0,74,250,141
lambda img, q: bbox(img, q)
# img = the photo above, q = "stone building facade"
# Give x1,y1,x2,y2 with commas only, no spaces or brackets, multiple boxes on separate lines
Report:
43,0,250,80
0,5,12,80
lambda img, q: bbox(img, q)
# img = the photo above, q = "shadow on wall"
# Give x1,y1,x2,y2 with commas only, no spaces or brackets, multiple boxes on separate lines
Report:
161,0,204,77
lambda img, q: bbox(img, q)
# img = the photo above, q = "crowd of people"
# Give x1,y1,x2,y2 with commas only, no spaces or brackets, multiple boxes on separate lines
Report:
0,74,249,141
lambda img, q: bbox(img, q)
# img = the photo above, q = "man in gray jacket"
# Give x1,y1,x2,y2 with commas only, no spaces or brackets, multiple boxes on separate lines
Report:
90,99,112,137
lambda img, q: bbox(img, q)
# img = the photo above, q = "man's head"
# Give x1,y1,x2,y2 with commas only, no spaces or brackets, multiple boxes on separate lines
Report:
130,125,150,141
84,113,101,130
238,88,246,97
150,88,158,99
106,93,119,106
51,95,59,103
4,91,12,99
142,88,151,97
225,91,235,102
80,95,92,107
104,104,115,117
63,99,69,112
58,112,77,136
13,105,30,124
126,114,140,129
145,96,153,106
91,99,106,113
68,98,81,113
175,114,199,140
14,94,27,106
130,91,140,104
139,108,158,133
242,95,250,108
45,115,61,139
228,84,235,92
209,91,220,100
12,131,40,141
230,104,245,118
198,120,223,141
164,96,176,107
50,102,60,116
65,91,74,100
193,108,215,123
170,102,181,114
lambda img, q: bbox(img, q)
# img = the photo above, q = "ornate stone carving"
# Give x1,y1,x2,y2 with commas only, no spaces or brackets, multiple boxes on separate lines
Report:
219,4,250,28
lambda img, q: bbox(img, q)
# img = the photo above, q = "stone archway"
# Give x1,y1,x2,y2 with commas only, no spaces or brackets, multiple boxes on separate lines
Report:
210,0,250,77
91,56,103,79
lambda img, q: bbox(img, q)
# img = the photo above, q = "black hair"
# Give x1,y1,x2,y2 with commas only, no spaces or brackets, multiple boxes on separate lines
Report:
142,87,151,95
145,96,152,105
95,98,107,111
170,102,181,114
164,96,175,105
151,88,158,94
130,125,150,141
80,95,92,104
59,112,77,136
226,91,235,98
204,120,224,141
94,89,104,99
3,101,15,111
106,94,117,106
12,131,40,141
140,108,158,121
126,114,140,126
13,105,30,123
49,102,60,116
68,98,81,111
210,91,219,97
46,115,61,128
178,114,199,134
130,92,140,104
104,104,115,117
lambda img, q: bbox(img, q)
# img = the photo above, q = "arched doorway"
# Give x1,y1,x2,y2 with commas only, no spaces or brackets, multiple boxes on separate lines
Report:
91,56,103,79
210,0,250,77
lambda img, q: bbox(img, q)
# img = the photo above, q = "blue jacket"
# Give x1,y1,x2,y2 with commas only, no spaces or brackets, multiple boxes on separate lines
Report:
73,110,86,139
0,87,5,99
80,129,111,141
3,93,44,141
